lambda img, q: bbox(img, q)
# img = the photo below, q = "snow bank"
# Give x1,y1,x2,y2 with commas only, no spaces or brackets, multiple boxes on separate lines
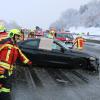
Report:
69,27,100,35
69,27,100,40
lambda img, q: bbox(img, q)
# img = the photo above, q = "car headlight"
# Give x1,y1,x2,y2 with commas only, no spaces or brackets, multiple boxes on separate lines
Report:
66,38,69,40
89,57,96,61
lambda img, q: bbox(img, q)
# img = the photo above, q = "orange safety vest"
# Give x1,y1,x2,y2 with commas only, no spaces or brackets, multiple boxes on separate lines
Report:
74,37,85,49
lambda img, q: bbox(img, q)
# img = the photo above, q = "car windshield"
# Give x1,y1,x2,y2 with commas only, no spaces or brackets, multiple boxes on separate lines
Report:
56,33,73,39
54,40,71,49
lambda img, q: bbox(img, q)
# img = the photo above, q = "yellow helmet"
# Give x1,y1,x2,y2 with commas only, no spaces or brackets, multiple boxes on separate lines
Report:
50,30,55,34
0,25,6,32
8,29,21,38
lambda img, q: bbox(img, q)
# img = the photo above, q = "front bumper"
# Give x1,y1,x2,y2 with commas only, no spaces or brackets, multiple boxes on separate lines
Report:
89,58,99,72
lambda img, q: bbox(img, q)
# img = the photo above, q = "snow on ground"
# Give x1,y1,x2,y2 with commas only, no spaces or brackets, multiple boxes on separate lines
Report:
73,34,100,40
69,27,100,40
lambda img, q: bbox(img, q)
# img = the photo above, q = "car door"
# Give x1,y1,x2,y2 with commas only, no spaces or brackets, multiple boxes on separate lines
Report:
19,39,51,65
38,41,72,67
19,39,43,64
51,42,72,66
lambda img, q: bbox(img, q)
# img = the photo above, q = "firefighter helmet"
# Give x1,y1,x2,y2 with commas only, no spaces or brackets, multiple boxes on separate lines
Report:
50,30,55,34
8,29,21,38
0,25,6,32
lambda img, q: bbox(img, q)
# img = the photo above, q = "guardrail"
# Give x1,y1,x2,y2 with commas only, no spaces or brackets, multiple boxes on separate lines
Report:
73,34,100,44
86,39,100,44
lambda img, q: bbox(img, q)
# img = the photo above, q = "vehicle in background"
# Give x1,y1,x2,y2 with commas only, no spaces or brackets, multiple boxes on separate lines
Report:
43,30,49,38
35,30,44,37
17,37,99,72
43,31,74,48
56,32,74,44
35,26,44,38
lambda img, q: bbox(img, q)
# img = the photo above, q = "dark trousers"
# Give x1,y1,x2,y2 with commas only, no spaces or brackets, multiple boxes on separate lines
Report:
0,69,12,99
0,69,12,90
0,76,12,89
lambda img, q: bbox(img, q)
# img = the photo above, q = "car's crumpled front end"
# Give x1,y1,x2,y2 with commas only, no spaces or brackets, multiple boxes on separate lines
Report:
68,50,99,72
88,56,99,72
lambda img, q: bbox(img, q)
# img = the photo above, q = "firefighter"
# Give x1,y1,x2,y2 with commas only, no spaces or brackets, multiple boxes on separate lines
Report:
0,25,8,41
47,30,56,39
73,34,85,50
0,29,32,94
27,29,35,39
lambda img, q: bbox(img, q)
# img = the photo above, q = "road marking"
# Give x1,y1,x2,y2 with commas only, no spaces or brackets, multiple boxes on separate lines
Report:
56,79,69,83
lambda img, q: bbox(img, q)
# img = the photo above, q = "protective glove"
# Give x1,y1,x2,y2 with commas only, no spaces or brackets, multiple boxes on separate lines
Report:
28,61,32,65
0,67,5,74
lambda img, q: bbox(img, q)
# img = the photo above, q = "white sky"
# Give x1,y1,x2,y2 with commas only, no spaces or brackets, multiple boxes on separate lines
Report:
0,0,91,29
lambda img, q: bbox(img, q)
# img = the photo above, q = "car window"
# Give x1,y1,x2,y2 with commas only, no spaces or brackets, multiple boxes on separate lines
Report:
23,40,39,48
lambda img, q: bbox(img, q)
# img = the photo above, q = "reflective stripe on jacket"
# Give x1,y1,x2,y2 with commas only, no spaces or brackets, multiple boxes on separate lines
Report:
74,37,85,49
0,61,14,70
0,38,29,70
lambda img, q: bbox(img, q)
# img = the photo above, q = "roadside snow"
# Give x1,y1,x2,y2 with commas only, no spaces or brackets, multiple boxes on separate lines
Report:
69,27,100,41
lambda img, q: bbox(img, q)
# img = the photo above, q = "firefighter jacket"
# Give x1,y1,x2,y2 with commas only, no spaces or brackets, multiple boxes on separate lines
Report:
0,38,30,71
47,34,54,39
74,37,85,49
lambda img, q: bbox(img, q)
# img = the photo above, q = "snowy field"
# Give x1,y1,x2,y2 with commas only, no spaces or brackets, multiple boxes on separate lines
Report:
70,27,100,41
83,35,100,40
73,34,100,41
